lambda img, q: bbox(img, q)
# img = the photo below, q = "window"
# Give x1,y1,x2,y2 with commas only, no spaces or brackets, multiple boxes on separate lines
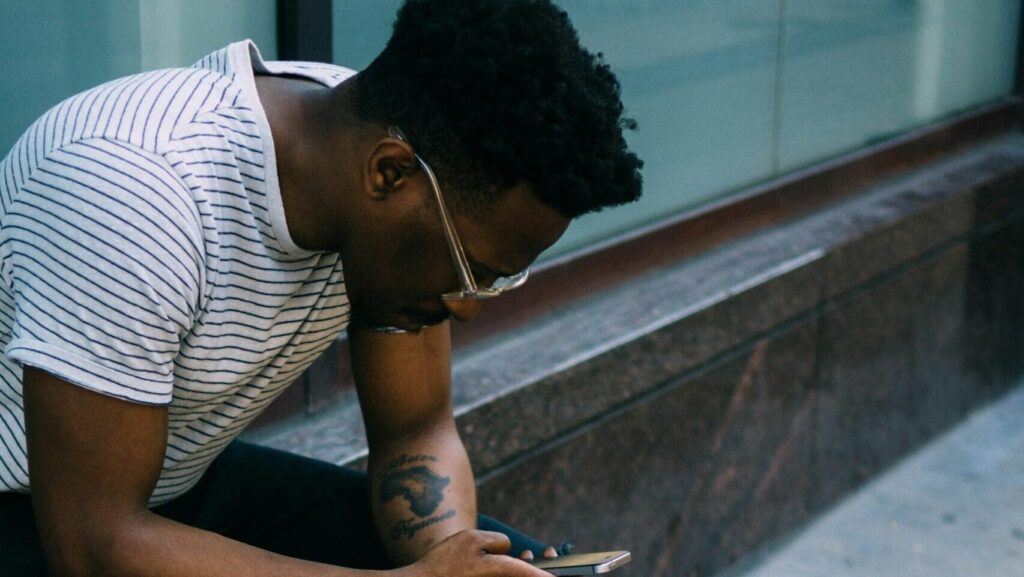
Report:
329,0,1021,261
0,0,276,153
4,1,1017,258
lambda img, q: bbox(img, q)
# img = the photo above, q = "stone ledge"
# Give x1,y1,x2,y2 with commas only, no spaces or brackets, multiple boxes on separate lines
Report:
248,133,1024,477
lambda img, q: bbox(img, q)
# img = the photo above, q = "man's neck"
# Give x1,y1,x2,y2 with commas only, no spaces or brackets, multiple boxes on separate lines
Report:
255,75,363,253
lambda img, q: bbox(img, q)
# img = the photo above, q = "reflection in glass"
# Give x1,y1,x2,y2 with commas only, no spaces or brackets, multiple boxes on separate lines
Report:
778,0,1021,171
0,0,276,154
139,0,276,71
550,0,780,257
0,1,141,153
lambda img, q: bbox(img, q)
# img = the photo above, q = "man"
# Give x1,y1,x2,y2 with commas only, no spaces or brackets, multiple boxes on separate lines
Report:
0,0,642,575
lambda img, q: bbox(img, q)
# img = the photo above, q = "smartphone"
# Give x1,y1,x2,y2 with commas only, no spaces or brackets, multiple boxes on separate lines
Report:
530,551,631,575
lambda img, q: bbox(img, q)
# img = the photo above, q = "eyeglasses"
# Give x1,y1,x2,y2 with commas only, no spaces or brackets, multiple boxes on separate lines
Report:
388,126,530,301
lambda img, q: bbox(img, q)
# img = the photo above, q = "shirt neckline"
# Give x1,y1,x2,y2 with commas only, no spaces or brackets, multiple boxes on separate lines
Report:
228,40,337,259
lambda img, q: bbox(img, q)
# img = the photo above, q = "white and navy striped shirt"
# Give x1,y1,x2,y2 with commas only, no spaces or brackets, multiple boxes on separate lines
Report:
0,41,354,505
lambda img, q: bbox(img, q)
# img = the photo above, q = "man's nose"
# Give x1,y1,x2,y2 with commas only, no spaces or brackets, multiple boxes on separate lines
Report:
443,299,483,322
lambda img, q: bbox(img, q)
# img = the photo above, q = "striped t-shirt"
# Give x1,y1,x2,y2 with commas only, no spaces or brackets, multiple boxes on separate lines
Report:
0,41,354,505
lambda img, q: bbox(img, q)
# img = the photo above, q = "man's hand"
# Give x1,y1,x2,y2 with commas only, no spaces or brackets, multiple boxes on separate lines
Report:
401,531,554,577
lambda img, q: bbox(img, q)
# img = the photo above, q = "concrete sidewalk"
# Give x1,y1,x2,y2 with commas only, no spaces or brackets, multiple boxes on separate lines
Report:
726,383,1024,577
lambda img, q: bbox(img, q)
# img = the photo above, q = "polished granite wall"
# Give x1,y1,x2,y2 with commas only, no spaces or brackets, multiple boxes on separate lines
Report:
252,134,1024,577
471,139,1024,577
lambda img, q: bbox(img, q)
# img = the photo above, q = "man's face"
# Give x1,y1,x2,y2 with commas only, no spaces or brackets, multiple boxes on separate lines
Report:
346,182,570,331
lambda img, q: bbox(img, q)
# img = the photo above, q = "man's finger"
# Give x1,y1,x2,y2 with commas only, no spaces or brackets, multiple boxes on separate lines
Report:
473,530,513,555
542,546,558,558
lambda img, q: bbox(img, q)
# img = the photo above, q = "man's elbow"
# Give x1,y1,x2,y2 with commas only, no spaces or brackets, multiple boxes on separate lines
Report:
40,512,153,577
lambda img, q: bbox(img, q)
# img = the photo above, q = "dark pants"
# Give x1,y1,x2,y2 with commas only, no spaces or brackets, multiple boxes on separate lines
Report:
0,440,549,576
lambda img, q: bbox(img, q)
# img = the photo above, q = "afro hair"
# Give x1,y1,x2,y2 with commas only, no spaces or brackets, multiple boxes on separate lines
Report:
354,0,643,218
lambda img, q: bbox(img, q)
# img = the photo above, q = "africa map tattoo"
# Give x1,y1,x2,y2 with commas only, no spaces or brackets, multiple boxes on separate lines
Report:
381,465,449,516
379,454,455,539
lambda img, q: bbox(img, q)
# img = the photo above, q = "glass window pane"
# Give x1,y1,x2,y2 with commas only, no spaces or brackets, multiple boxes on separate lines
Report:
778,0,1022,171
0,0,276,154
333,2,404,69
0,0,142,153
779,1,923,170
547,0,780,258
910,0,1021,124
139,0,277,70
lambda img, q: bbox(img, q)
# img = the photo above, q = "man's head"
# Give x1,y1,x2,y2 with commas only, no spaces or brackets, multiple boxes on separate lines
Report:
340,0,643,329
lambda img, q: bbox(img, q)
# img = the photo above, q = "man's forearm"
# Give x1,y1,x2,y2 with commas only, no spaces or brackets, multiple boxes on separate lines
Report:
55,510,388,577
368,423,477,566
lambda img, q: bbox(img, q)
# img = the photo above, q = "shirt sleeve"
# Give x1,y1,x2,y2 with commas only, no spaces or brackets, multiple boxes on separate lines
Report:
2,138,204,404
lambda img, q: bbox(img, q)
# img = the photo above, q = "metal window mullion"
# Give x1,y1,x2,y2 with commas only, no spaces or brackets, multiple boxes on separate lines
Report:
277,0,333,62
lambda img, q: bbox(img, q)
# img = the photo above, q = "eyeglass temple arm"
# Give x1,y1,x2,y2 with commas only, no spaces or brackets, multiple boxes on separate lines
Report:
388,126,479,294
414,156,478,292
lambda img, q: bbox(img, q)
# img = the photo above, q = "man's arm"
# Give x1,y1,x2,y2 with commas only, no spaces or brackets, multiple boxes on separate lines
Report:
348,321,479,565
24,366,383,577
25,366,546,577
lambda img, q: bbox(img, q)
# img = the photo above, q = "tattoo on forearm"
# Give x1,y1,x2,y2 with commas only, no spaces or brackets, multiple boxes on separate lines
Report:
392,509,457,540
379,453,455,539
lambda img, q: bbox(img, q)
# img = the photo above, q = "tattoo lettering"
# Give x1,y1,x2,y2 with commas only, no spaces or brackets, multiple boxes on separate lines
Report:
379,459,450,517
383,454,439,471
392,509,457,540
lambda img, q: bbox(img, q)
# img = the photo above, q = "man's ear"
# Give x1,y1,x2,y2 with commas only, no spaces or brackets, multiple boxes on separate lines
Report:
365,139,419,200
